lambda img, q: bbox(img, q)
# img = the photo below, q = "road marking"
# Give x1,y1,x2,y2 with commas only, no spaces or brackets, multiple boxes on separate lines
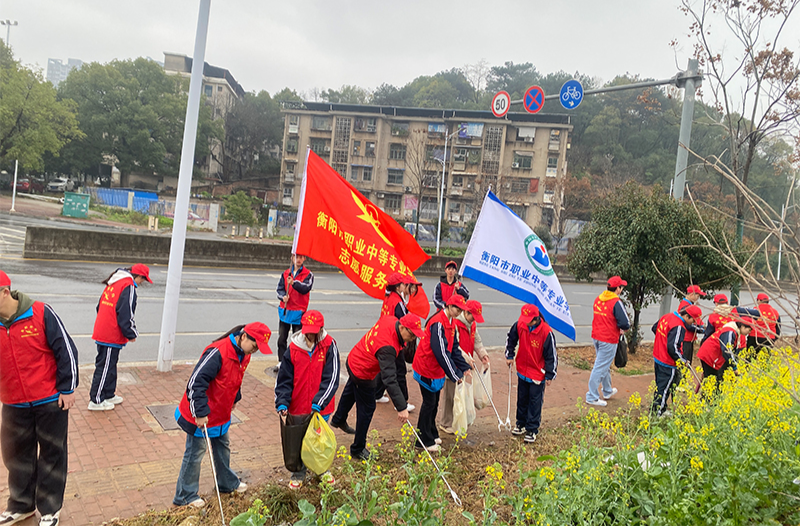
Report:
162,270,280,278
197,287,365,295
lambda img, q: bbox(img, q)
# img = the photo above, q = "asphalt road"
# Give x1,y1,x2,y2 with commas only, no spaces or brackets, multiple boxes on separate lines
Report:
1,213,794,365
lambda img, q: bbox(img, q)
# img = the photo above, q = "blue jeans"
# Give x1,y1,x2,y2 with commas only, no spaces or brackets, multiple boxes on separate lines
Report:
173,431,241,505
586,339,617,402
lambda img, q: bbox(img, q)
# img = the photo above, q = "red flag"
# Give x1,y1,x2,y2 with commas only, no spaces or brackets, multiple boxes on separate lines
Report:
293,150,430,299
406,286,431,319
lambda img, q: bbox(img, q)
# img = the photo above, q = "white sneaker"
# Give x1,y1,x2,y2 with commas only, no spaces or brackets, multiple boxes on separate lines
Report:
585,398,608,407
39,511,60,526
107,395,124,405
602,388,618,400
425,444,441,453
87,400,115,411
376,396,390,403
189,498,205,508
235,482,247,494
0,510,35,525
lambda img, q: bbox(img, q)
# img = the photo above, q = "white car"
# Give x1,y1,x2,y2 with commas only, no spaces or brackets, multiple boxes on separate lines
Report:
47,177,74,192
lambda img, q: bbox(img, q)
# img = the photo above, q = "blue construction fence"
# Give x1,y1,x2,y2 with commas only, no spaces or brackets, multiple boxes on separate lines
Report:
85,187,221,221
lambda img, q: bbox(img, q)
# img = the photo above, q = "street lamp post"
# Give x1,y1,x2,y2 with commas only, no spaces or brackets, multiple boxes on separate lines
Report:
435,127,461,255
1,20,18,47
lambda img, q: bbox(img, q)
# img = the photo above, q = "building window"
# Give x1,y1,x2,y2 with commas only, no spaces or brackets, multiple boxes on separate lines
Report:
454,148,467,162
288,115,299,126
310,139,328,155
353,140,361,156
509,204,527,220
464,203,473,217
285,163,295,176
391,122,409,137
513,153,532,170
312,116,332,131
452,175,463,187
362,166,373,181
387,169,404,185
510,178,529,193
549,129,561,143
547,156,558,169
422,171,439,188
482,160,500,175
542,207,554,227
420,196,438,220
365,142,376,157
385,194,402,210
366,118,377,132
427,122,446,137
204,84,213,97
355,118,377,132
286,139,298,154
350,166,360,181
389,143,407,161
283,187,293,199
485,126,503,153
449,201,460,214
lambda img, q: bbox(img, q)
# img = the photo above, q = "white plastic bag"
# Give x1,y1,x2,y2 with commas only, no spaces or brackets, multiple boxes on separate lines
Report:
452,380,469,434
473,365,492,410
464,375,476,425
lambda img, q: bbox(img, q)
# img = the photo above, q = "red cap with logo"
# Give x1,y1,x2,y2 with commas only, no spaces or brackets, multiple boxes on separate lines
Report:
607,276,627,288
446,294,468,310
466,300,485,323
301,310,325,334
402,273,422,286
682,305,703,319
687,285,706,296
519,304,540,324
131,263,153,283
713,294,728,304
445,260,458,270
386,272,404,286
243,322,272,354
0,270,10,287
400,314,425,338
756,293,769,302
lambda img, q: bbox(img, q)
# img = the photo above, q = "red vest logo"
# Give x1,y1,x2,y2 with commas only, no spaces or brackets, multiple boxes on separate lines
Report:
19,323,41,339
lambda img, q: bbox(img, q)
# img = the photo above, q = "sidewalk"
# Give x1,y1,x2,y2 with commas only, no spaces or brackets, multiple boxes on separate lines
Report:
0,350,655,526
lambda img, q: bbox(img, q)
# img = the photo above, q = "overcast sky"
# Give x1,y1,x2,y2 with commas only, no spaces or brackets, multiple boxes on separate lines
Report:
0,0,746,97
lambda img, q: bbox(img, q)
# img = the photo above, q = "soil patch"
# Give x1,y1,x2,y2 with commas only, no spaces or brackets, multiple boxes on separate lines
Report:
560,344,653,376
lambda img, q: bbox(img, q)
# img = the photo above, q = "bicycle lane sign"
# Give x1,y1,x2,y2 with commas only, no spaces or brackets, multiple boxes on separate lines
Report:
559,79,583,109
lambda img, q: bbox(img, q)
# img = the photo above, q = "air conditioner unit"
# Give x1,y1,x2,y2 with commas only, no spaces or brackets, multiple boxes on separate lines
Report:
523,137,534,143
377,192,385,198
323,146,331,152
512,162,520,169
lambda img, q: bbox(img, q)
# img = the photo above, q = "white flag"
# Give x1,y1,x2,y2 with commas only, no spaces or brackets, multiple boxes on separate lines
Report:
462,191,576,340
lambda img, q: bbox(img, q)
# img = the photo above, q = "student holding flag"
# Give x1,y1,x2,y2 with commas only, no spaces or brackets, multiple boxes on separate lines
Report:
412,295,471,451
274,253,314,373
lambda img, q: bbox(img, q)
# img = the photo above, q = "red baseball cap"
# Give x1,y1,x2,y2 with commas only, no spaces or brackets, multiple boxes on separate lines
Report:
131,263,153,283
445,260,458,270
713,294,728,304
386,272,404,286
519,304,540,324
402,273,422,286
687,285,706,296
466,300,484,323
301,310,324,334
446,294,468,310
243,322,272,354
756,293,769,302
0,270,10,287
607,276,627,288
682,305,702,319
400,314,425,338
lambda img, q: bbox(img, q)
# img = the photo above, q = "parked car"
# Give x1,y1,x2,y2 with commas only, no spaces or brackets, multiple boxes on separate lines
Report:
16,178,45,194
47,177,74,192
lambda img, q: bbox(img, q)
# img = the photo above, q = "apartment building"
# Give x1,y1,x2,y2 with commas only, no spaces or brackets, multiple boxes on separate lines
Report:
279,102,572,232
163,52,245,183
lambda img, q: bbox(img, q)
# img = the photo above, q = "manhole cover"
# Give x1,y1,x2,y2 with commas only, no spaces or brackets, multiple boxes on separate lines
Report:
146,404,242,431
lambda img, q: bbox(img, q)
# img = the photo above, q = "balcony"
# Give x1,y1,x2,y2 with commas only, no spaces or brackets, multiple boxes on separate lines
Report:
288,124,299,135
548,141,561,152
546,167,558,178
284,173,295,183
450,187,463,196
543,191,555,205
282,196,294,206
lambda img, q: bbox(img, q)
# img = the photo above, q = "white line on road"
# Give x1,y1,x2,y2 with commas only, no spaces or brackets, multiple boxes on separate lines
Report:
0,226,25,234
163,270,280,278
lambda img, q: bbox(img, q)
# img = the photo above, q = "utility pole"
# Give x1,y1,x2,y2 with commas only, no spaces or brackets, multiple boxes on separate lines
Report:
1,20,18,47
157,0,211,372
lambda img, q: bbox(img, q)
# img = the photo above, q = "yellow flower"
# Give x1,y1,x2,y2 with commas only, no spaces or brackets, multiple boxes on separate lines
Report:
690,456,703,474
628,392,642,407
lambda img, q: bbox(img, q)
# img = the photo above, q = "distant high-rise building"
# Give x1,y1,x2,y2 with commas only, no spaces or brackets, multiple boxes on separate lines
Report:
46,58,83,86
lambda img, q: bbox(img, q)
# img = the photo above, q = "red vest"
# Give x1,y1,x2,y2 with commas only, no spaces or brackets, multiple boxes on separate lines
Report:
347,317,403,381
454,318,476,357
707,312,730,333
0,302,60,405
279,266,312,312
753,303,779,339
287,334,336,416
515,319,552,383
678,299,702,342
591,293,622,344
413,309,457,380
381,292,405,318
653,313,686,367
92,276,135,345
178,337,251,428
697,325,737,370
439,280,460,305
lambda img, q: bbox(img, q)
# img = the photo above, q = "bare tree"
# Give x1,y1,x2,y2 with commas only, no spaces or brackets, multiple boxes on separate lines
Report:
462,59,490,104
405,130,443,239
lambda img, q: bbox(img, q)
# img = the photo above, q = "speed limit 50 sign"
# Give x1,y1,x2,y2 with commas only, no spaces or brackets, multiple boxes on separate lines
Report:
491,91,510,118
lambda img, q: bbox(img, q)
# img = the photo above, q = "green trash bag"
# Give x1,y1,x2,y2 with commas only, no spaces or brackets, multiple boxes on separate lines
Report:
301,412,337,475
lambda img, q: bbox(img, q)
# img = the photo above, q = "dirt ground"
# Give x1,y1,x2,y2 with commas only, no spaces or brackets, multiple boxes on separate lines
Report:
560,343,654,377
